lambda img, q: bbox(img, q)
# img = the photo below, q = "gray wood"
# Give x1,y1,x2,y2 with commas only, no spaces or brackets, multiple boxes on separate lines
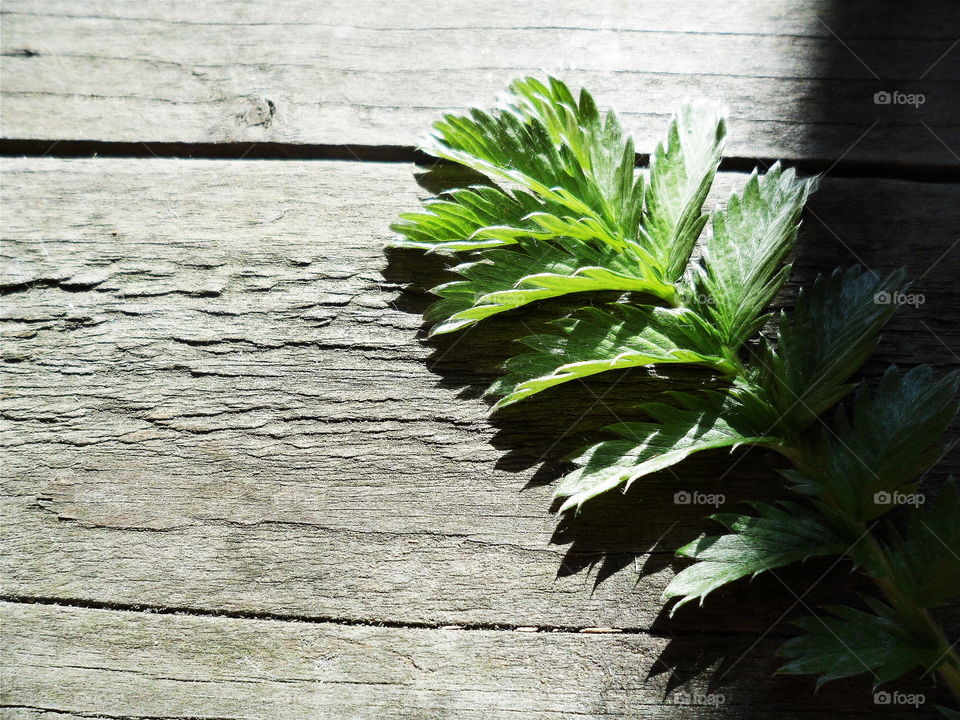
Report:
2,1,958,164
0,601,946,719
2,158,957,633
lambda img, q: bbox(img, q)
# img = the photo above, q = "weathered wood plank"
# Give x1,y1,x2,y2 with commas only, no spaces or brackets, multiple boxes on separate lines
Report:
0,601,948,718
2,1,958,164
2,158,957,633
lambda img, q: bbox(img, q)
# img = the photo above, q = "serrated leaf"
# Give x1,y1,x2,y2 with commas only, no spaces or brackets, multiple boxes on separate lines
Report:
399,77,729,337
663,501,852,613
489,306,737,407
797,365,959,520
756,266,908,434
687,163,813,349
509,76,646,238
640,100,727,279
426,77,641,247
424,239,675,335
553,393,783,512
390,79,960,700
389,185,546,252
885,478,960,607
778,600,942,686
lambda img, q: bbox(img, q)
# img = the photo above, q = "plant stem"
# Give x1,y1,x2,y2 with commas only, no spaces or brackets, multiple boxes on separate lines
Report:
783,442,960,700
859,526,960,700
939,661,960,701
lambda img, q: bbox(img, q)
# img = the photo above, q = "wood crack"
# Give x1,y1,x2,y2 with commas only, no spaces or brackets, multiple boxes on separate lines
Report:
0,595,791,639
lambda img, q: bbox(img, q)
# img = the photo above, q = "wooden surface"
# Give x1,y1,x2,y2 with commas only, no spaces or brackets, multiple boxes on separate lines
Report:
1,2,959,719
2,1,959,165
3,600,940,720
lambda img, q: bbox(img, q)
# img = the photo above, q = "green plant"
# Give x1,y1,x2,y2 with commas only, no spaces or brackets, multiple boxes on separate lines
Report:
664,366,960,699
388,77,959,707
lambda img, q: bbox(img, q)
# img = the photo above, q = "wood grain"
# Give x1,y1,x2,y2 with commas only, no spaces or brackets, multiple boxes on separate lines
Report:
3,5,958,714
2,158,957,634
2,1,958,164
0,601,948,719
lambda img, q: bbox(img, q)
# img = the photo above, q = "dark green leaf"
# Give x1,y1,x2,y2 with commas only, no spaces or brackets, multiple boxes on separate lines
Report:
778,599,943,686
795,365,959,520
885,479,960,607
754,266,908,435
663,501,852,613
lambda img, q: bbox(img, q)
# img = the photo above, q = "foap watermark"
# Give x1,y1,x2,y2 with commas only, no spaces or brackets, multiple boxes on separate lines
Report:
674,490,725,508
874,90,926,108
673,691,726,707
874,490,926,507
874,290,925,308
874,690,925,708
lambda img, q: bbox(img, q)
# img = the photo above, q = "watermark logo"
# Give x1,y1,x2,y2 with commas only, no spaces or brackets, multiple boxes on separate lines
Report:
674,691,726,707
873,290,925,308
674,490,725,508
874,490,926,507
874,690,925,708
874,90,925,108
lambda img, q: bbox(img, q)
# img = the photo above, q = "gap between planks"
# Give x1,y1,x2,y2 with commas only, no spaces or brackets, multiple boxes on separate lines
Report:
1,139,959,183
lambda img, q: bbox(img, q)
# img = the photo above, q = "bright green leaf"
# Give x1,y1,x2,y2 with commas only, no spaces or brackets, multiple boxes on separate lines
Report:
687,164,814,349
424,239,675,336
640,100,726,279
553,393,783,512
489,306,737,407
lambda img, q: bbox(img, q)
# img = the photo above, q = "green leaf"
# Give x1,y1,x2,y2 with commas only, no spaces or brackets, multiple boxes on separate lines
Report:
509,77,647,240
885,478,960,608
389,185,546,252
778,598,943,686
663,501,852,613
754,266,908,434
553,393,783,512
489,306,736,407
795,365,959,520
425,76,641,247
687,164,814,349
424,239,675,336
390,77,960,702
640,100,727,280
401,77,729,336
